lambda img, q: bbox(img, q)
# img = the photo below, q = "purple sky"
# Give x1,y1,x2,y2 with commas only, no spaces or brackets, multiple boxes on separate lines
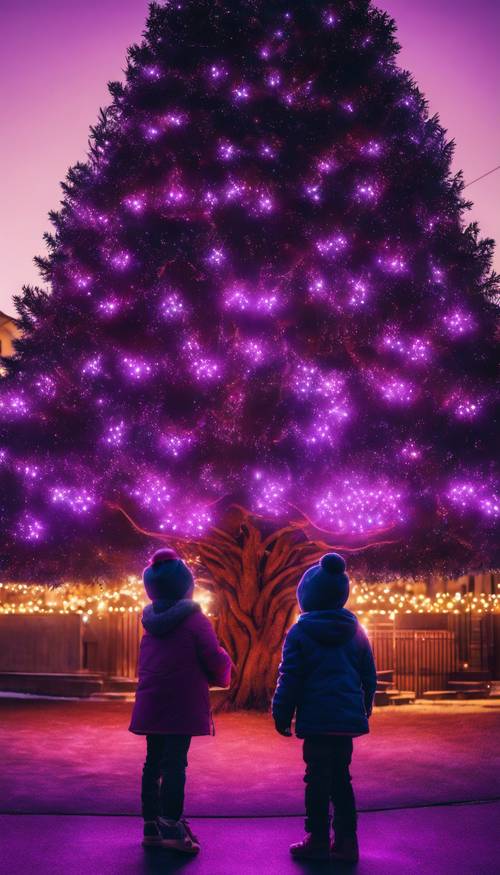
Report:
0,0,498,316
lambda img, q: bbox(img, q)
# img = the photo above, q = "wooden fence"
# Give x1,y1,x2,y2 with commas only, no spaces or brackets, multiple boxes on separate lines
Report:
0,612,498,691
370,629,458,696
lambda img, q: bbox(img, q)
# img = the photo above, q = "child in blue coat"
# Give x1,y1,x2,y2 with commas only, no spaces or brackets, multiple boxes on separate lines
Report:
272,553,377,863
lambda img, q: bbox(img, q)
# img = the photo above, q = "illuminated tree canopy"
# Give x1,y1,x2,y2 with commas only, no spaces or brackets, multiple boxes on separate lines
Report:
1,0,499,591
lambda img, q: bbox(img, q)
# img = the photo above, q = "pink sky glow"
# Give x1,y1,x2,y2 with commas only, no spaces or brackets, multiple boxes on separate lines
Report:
0,0,498,315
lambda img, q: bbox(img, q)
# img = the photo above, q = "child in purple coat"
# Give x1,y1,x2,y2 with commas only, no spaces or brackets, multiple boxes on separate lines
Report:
129,548,231,854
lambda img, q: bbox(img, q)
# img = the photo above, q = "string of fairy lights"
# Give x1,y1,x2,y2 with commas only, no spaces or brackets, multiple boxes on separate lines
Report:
0,579,496,623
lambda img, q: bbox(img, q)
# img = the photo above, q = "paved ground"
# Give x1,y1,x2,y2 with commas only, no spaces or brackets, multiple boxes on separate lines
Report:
1,699,499,815
1,802,498,875
1,700,499,873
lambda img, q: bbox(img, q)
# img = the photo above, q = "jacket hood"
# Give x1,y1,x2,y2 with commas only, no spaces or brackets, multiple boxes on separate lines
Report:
142,599,200,637
298,608,359,646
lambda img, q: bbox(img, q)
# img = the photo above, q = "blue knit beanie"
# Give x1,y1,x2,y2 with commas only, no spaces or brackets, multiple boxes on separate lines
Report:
297,553,349,612
143,548,194,602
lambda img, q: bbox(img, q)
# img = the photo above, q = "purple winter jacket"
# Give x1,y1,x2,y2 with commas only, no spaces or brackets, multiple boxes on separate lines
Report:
129,600,231,736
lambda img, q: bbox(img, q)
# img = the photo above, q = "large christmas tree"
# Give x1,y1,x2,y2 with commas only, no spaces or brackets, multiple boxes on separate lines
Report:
1,0,498,706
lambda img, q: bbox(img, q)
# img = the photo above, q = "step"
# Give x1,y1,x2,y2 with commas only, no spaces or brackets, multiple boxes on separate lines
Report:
0,672,104,697
374,690,391,707
421,690,458,700
376,680,394,691
448,681,491,691
102,676,137,693
89,691,135,701
454,689,491,699
386,691,416,705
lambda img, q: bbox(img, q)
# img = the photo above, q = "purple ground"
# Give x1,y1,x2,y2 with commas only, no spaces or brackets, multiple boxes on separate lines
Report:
0,803,497,875
1,699,499,873
1,699,499,815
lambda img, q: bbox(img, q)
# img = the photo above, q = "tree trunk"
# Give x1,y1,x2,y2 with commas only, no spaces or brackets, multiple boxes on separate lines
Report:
196,511,325,710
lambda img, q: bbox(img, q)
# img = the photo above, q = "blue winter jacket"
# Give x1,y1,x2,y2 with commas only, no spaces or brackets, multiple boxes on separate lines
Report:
272,609,377,737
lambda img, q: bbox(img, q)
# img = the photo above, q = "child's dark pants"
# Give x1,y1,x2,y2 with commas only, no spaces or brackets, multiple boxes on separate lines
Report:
303,736,357,840
141,734,192,821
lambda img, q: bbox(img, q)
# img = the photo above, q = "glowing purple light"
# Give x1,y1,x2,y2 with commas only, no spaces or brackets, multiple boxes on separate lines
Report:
322,9,338,27
255,191,275,214
355,181,379,203
184,340,221,383
16,513,45,542
34,375,56,398
291,363,350,419
97,297,121,317
208,63,228,81
240,339,267,365
207,247,226,266
360,140,382,157
82,355,103,377
143,65,161,79
259,142,278,160
316,233,349,258
217,141,238,161
431,265,445,284
110,250,132,271
400,440,423,461
72,270,93,290
50,486,96,514
223,285,250,311
161,291,186,321
341,101,355,114
232,83,251,101
304,182,322,203
158,505,213,535
0,392,30,417
132,475,174,511
452,395,481,420
378,376,415,405
443,309,475,337
164,111,187,128
122,356,153,381
103,421,125,447
317,154,337,175
256,292,281,313
376,252,407,274
123,193,147,213
303,419,337,447
382,330,432,364
160,431,194,458
447,481,499,519
251,471,289,517
315,478,405,534
203,189,220,209
165,186,187,205
144,124,161,141
267,71,281,87
183,508,213,535
224,180,247,202
16,462,40,481
308,275,329,299
347,278,370,307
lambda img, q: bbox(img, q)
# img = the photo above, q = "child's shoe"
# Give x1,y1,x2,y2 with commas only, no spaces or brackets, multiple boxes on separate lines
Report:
289,833,330,860
158,817,200,854
331,833,359,863
180,818,200,846
142,820,162,846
